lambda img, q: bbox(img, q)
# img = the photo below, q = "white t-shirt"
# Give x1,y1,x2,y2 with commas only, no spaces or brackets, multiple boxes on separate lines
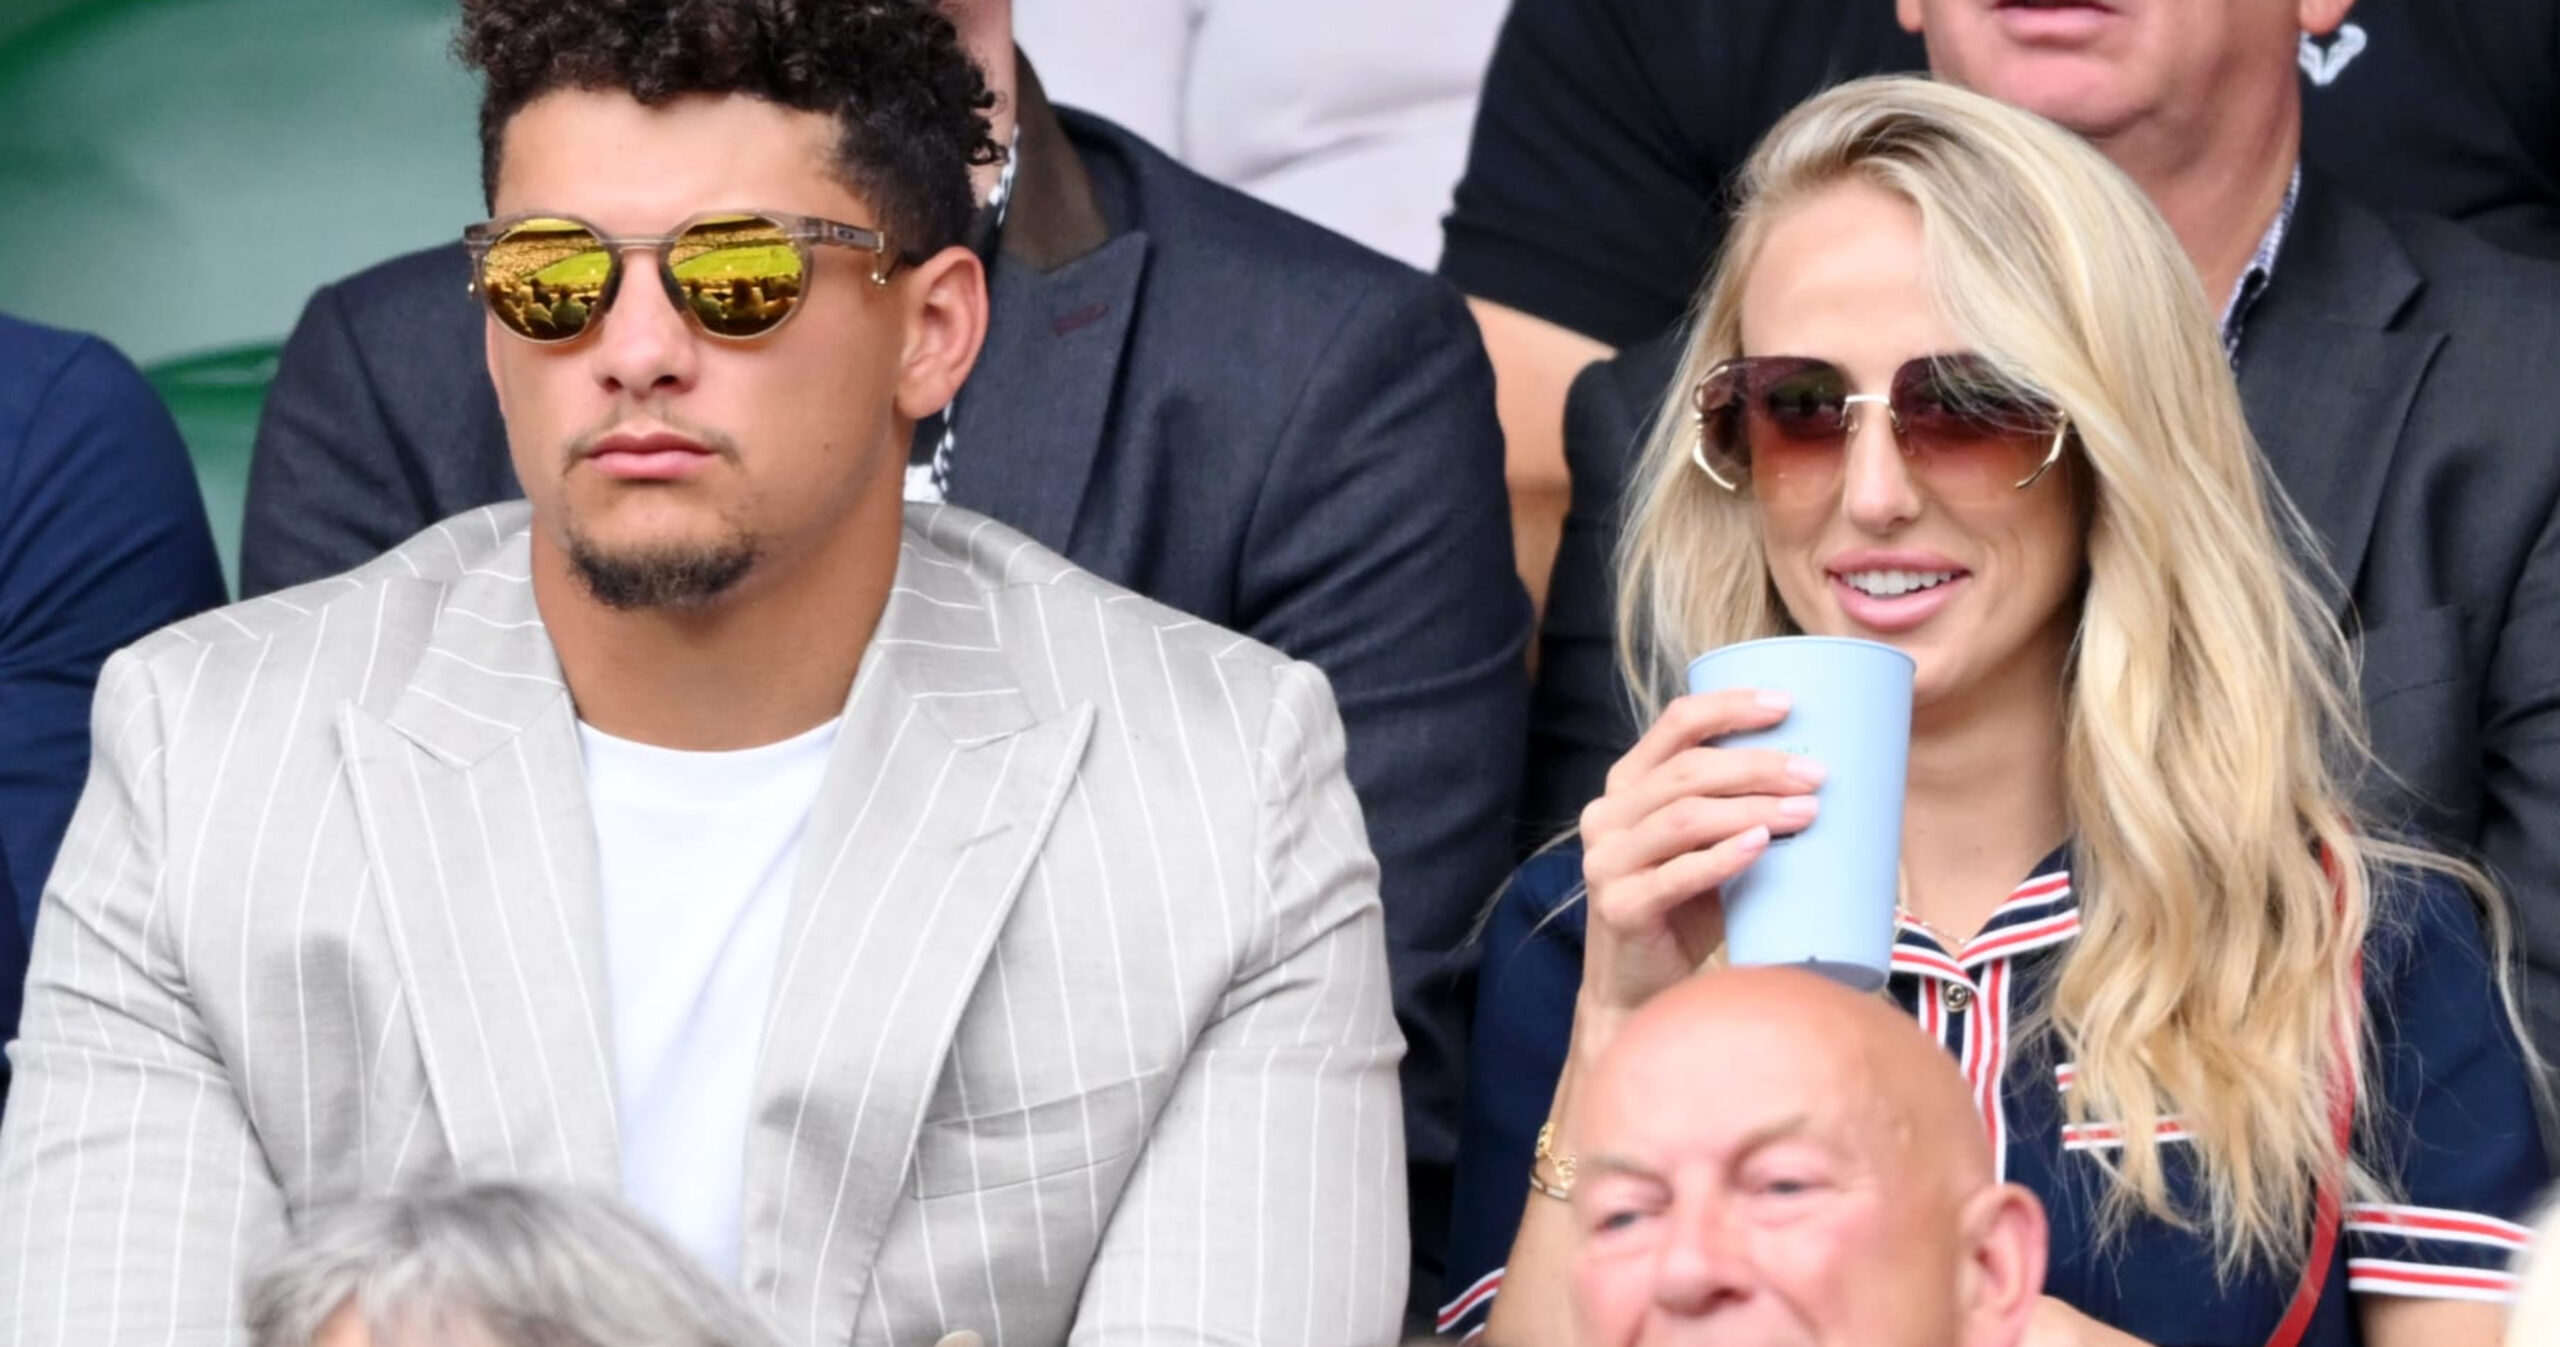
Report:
578,715,841,1279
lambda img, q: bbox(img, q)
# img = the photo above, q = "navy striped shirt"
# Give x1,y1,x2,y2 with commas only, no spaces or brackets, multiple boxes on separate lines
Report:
1441,843,2547,1345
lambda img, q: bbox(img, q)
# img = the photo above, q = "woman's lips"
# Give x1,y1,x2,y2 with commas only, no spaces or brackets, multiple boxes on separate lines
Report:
1829,571,1969,633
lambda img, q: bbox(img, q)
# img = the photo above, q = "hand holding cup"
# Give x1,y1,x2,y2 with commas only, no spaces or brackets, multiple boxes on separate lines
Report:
1578,635,1915,1052
1575,688,1827,1037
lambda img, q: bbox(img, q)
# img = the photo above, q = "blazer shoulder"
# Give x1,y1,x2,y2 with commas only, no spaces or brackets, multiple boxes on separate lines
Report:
907,503,1305,689
0,314,116,426
292,241,481,361
327,241,474,313
115,505,524,701
0,315,189,503
1063,106,1462,317
2366,202,2560,327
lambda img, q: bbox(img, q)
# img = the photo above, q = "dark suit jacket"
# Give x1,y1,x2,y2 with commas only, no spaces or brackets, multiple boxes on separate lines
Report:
0,313,228,1108
1530,171,2560,1088
239,71,1528,1305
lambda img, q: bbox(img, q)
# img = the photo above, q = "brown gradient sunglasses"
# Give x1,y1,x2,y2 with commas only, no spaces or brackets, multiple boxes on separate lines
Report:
463,209,914,345
1691,354,2072,507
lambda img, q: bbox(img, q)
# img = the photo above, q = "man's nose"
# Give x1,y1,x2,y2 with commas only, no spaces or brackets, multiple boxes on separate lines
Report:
588,256,701,397
1651,1198,1755,1316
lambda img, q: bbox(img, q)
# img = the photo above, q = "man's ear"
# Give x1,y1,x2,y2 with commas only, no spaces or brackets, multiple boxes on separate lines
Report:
2299,0,2355,37
893,245,989,421
1896,0,1924,35
1955,1184,2048,1347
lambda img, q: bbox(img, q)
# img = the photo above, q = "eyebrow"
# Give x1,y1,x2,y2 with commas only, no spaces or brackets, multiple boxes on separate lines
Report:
1584,1113,1819,1183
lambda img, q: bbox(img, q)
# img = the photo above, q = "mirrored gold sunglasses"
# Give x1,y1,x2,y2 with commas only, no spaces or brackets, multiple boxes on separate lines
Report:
462,209,908,344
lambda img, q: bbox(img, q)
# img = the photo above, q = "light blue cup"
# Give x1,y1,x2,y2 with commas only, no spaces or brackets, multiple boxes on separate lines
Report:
1685,636,1915,992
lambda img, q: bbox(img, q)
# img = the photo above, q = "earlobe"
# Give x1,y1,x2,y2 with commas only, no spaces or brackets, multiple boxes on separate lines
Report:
1959,1185,2049,1344
893,246,989,421
1896,0,1925,35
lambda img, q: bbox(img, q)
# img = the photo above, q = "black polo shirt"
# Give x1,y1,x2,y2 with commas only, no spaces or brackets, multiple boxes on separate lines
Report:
1440,0,2560,350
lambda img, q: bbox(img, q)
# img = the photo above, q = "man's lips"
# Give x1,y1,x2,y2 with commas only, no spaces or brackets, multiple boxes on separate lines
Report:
1991,0,2120,42
582,431,716,482
1976,0,2119,44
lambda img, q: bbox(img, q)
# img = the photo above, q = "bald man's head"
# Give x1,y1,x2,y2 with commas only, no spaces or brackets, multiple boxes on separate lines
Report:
1566,969,2047,1347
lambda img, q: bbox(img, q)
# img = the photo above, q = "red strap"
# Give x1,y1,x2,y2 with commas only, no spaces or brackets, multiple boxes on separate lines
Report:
2266,852,2363,1347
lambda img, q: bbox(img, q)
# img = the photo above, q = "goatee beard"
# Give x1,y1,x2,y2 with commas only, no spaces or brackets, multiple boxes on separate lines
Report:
565,533,761,611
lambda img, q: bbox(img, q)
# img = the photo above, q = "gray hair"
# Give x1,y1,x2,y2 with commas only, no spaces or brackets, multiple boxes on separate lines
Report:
244,1183,783,1347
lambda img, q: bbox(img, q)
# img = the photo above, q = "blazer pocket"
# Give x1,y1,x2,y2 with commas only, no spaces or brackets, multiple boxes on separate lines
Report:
912,1070,1169,1199
2352,605,2482,835
2355,604,2470,706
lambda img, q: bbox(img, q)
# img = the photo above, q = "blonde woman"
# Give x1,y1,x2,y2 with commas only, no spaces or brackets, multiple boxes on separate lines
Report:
1436,77,2544,1347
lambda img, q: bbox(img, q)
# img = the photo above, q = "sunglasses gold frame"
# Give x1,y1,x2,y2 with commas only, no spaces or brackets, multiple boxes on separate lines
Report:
1687,356,2071,494
461,209,911,345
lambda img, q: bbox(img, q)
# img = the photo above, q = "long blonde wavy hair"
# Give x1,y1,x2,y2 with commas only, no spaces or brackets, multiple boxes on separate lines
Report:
1614,75,2512,1275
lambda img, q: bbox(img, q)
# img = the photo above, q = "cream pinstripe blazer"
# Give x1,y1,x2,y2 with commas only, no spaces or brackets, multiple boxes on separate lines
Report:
0,502,1406,1346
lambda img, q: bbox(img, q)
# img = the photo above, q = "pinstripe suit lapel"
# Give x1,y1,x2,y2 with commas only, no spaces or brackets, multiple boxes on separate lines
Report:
744,521,1094,1344
339,535,623,1190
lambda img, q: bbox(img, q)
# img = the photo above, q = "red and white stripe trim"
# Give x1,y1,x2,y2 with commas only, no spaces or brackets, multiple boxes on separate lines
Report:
2347,1204,2534,1253
1890,942,1969,984
1980,959,2012,1174
1438,1268,1502,1332
2053,1065,2197,1151
1915,962,1948,1048
1960,910,2082,967
1989,872,2073,917
2060,1116,2194,1151
2347,1258,2519,1303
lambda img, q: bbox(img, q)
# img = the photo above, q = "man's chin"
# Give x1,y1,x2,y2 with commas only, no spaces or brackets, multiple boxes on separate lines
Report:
563,533,761,612
1964,65,2148,141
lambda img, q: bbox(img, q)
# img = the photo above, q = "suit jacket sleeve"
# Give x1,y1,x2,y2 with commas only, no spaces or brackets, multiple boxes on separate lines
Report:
1233,273,1528,1279
239,278,435,597
1069,662,1408,1346
0,648,288,1345
1523,331,1681,838
2478,496,2560,1068
0,334,226,936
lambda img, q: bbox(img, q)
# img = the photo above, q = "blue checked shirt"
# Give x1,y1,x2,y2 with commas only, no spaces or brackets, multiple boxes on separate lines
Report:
2221,166,2301,363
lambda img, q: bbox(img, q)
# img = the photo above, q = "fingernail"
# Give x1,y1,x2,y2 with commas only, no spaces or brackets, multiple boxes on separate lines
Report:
1786,756,1827,784
1754,690,1793,713
1776,795,1820,822
1736,824,1772,848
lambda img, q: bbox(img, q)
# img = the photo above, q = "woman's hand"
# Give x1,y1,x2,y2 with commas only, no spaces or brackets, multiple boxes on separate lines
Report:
1574,689,1825,1050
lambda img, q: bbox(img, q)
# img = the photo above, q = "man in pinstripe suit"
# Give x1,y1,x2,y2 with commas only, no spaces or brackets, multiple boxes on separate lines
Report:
0,3,1407,1343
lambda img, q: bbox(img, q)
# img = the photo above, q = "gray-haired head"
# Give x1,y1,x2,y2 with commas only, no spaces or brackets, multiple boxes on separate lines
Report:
244,1182,783,1347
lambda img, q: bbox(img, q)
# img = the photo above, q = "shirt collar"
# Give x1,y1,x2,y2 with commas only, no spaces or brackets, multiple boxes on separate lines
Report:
1893,846,2078,976
962,121,1022,261
2219,163,2301,362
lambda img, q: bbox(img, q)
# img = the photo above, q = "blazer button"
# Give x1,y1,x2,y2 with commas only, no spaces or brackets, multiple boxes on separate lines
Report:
1942,982,1975,1013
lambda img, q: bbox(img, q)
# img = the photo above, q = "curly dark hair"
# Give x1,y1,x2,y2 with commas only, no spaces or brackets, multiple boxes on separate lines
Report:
457,0,1001,257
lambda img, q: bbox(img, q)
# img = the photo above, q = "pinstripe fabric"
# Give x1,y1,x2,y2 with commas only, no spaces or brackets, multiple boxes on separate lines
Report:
0,502,1407,1346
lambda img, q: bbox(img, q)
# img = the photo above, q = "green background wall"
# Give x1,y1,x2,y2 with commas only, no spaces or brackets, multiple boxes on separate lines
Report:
0,0,486,586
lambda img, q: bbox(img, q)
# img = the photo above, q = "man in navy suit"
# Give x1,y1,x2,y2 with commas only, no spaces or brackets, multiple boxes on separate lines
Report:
237,2,1526,1318
0,312,228,1105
